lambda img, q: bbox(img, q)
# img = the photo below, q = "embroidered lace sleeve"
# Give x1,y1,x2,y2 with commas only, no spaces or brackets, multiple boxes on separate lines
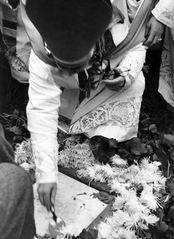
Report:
116,43,146,90
152,0,174,28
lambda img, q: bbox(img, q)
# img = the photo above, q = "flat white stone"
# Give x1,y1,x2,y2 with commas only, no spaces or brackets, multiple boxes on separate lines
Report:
33,172,108,237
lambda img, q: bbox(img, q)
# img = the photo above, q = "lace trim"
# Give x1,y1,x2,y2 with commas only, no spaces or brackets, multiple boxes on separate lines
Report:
69,96,142,134
163,7,174,22
160,50,174,91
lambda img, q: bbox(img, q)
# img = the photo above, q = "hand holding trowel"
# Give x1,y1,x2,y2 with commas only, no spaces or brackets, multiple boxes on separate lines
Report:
49,203,66,238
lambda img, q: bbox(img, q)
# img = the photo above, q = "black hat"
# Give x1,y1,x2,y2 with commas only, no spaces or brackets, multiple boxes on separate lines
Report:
26,0,113,67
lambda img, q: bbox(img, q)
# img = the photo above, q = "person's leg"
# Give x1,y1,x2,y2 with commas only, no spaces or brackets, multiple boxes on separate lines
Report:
0,163,35,239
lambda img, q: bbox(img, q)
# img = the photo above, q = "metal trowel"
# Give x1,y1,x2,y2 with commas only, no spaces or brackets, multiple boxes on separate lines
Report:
49,203,66,238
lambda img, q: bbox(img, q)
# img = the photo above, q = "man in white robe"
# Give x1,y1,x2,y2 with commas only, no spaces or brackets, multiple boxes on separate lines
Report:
20,0,156,211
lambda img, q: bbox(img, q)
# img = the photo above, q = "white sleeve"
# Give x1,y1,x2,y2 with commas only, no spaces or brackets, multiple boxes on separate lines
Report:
0,0,19,9
116,43,147,89
27,50,61,184
0,0,11,6
152,0,174,28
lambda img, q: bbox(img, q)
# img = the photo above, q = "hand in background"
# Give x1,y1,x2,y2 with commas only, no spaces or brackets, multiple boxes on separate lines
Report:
37,182,57,211
144,16,165,47
103,76,125,91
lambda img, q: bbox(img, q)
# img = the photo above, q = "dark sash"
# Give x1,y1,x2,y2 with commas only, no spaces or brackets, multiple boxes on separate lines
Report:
104,0,158,60
71,0,158,123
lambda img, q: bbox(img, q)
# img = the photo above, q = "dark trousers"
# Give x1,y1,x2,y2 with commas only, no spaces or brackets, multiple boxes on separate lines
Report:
0,163,35,239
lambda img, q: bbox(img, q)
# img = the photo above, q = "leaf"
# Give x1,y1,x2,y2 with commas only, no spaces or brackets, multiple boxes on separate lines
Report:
157,221,169,232
155,149,169,170
166,178,174,196
130,137,148,156
22,122,27,129
163,134,174,146
77,229,98,239
149,124,158,133
13,109,19,116
146,144,154,154
9,126,22,135
118,148,130,158
92,191,115,204
149,225,168,239
167,205,174,225
139,117,151,125
169,146,174,161
155,139,163,150
107,138,118,148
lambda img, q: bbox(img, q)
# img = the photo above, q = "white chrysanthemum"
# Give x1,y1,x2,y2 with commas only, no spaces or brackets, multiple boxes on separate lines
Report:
77,169,89,179
97,221,113,238
140,158,161,173
112,166,125,176
111,210,130,227
125,197,149,214
59,153,70,167
121,190,137,202
152,161,162,168
64,135,81,148
134,170,160,186
95,173,107,183
85,166,96,180
16,137,166,239
140,214,159,225
140,189,159,210
113,196,125,210
109,180,127,194
128,164,140,174
110,155,127,166
20,162,35,172
15,138,33,165
114,228,137,239
124,213,142,229
121,171,136,182
58,224,78,238
137,221,149,230
95,164,115,180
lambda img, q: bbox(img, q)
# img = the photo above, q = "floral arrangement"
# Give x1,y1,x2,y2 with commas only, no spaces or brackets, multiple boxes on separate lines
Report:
15,136,168,239
15,138,35,171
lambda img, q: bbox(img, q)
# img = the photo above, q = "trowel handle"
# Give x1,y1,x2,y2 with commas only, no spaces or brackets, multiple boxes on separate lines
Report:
50,202,57,222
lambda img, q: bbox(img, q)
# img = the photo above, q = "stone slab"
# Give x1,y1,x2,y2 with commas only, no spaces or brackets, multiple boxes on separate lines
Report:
34,172,108,237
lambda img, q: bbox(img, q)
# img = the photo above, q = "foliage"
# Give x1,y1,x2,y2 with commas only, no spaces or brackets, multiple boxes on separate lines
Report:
14,127,174,239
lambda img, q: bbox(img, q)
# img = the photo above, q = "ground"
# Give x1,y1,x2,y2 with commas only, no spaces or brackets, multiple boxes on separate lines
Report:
1,34,174,238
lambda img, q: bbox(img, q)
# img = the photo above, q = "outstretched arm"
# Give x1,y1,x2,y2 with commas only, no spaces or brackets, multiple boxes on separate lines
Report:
27,51,61,211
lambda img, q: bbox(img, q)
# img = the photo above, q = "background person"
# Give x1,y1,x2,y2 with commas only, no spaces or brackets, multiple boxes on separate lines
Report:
144,0,174,111
0,124,35,239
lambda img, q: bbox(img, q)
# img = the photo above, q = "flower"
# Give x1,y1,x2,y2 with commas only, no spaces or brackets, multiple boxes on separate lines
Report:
113,196,125,210
140,188,160,210
15,137,166,239
112,228,137,239
110,155,127,166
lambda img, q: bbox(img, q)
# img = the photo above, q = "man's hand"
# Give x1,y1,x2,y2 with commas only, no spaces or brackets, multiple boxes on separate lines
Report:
37,183,57,211
144,16,165,47
103,76,125,91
